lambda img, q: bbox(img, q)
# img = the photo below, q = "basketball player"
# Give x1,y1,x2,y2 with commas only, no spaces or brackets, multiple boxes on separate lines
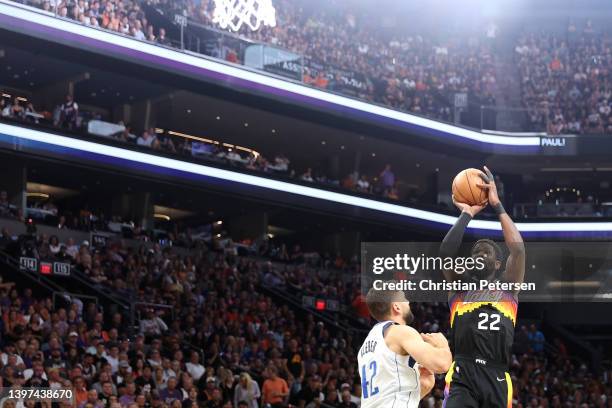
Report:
358,286,453,408
440,166,525,408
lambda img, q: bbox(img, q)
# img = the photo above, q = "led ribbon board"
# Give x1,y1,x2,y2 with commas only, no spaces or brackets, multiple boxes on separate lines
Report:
1,122,611,234
0,1,540,147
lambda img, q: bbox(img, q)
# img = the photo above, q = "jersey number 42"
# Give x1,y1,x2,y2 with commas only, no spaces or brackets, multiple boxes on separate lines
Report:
361,360,380,399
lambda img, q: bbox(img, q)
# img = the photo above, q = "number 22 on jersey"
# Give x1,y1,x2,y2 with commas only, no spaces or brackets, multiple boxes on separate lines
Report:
477,312,500,331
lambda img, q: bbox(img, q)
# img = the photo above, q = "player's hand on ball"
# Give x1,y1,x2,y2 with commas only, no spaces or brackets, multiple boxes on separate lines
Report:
476,166,501,207
421,332,449,348
452,194,486,218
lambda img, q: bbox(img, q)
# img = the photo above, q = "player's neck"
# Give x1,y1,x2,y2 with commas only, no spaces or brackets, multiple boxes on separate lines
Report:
389,315,405,325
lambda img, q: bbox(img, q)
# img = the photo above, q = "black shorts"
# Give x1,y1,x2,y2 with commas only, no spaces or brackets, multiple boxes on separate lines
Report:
443,358,512,408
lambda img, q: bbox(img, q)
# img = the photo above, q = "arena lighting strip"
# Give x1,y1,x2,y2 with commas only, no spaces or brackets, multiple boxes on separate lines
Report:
0,1,541,147
2,123,612,233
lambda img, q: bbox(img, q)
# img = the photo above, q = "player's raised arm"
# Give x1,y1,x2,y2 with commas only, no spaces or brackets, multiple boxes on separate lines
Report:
439,196,486,282
385,325,452,374
478,166,526,285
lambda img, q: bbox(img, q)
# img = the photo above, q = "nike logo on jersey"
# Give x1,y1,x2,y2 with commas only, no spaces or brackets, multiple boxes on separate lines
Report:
496,377,506,382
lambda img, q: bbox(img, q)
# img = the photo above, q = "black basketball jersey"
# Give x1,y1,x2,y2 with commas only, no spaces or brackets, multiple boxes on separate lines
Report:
448,289,518,367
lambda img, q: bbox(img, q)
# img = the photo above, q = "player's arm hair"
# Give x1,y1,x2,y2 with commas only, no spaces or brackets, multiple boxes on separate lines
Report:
386,325,452,374
418,367,435,400
498,210,526,286
439,212,472,281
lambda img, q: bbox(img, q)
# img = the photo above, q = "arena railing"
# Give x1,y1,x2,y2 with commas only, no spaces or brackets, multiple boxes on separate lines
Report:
270,263,370,329
3,119,612,236
258,282,368,338
0,248,68,296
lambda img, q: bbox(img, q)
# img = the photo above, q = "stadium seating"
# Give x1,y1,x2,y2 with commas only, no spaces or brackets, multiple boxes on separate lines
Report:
15,0,612,136
517,29,612,135
0,219,608,407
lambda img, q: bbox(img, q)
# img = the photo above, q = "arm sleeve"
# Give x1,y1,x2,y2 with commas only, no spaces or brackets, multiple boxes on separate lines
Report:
439,212,472,257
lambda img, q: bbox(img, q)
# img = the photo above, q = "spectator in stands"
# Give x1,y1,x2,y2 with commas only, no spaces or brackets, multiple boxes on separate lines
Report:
356,175,370,193
156,129,176,153
323,388,340,407
261,366,289,408
296,374,323,408
267,154,290,172
234,372,261,408
300,168,314,182
74,376,90,406
386,185,399,200
528,323,545,353
158,28,170,45
24,101,40,124
65,237,79,258
185,351,205,382
9,97,24,119
0,227,12,249
132,20,146,40
56,94,79,130
379,164,395,195
119,381,138,406
146,25,156,42
136,130,156,148
340,383,361,408
0,190,12,217
116,123,135,143
140,309,168,336
0,97,7,116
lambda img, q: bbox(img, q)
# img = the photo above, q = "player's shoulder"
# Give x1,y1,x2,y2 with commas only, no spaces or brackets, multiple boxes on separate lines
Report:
496,276,521,301
385,323,419,341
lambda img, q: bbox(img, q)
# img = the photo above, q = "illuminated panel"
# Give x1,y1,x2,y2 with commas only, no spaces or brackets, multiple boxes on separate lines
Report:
1,122,611,234
40,262,52,274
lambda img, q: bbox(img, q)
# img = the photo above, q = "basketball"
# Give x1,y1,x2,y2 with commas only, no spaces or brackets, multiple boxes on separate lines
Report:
452,168,488,206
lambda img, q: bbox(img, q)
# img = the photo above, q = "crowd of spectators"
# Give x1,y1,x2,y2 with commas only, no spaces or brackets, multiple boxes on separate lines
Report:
1,3,612,405
21,0,171,45
517,21,612,135
0,217,611,407
18,0,497,126
1,92,408,204
151,0,496,124
17,0,612,136
4,91,612,225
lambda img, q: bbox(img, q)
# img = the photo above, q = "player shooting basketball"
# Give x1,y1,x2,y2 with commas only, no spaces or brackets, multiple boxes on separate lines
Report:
440,166,525,408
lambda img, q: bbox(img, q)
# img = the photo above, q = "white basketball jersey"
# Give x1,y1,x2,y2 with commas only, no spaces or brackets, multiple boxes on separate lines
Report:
357,321,420,408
